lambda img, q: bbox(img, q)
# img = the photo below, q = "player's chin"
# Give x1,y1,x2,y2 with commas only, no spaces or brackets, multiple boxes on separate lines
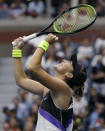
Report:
54,64,60,72
54,64,62,73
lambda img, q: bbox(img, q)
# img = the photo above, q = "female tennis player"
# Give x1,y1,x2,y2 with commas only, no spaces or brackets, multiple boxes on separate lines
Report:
12,34,87,131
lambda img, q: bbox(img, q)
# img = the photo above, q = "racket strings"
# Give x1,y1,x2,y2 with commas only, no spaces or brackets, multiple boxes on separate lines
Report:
75,7,92,31
54,6,96,33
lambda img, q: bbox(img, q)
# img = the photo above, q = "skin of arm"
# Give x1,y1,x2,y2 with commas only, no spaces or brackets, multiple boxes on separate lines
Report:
13,35,71,109
27,34,70,93
13,38,48,96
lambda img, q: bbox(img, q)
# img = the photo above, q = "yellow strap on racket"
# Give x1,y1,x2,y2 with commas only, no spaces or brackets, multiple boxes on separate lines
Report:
12,49,22,58
38,40,50,52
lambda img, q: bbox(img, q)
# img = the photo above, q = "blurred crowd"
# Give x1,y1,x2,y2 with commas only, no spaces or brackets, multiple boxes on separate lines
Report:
0,0,105,19
1,0,105,131
80,0,105,17
0,0,72,19
2,35,105,131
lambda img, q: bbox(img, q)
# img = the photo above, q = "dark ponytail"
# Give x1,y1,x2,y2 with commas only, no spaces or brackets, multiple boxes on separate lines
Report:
67,54,87,97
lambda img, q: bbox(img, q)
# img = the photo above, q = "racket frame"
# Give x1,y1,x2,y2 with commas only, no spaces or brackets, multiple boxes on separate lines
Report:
12,4,97,46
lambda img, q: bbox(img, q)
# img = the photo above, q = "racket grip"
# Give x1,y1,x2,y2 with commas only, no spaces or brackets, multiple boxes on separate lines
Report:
12,33,37,46
12,41,17,46
23,33,37,42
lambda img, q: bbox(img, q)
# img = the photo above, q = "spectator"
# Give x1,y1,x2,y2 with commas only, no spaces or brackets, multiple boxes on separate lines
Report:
77,38,93,68
80,0,105,17
89,103,105,130
88,88,98,113
0,0,8,9
96,0,105,17
17,89,27,102
32,104,39,114
54,41,62,52
95,5,105,17
0,0,8,19
24,122,34,131
79,0,98,7
51,0,61,17
68,42,79,58
73,96,88,130
10,108,24,130
95,38,105,53
9,117,21,131
98,0,105,7
9,0,26,19
28,0,45,17
31,112,38,127
73,96,88,117
26,104,38,127
12,97,19,110
34,95,42,107
51,0,71,17
2,122,10,131
17,95,29,122
61,37,78,58
56,51,65,62
2,106,10,122
5,0,12,6
25,92,35,110
91,47,105,100
59,0,71,13
45,48,57,76
62,37,70,58
82,107,90,131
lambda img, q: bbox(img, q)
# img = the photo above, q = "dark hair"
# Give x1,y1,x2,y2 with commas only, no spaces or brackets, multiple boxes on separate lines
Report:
3,106,9,113
67,54,87,97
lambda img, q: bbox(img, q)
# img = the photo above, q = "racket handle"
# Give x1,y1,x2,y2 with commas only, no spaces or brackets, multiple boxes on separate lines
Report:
12,33,38,46
23,33,37,42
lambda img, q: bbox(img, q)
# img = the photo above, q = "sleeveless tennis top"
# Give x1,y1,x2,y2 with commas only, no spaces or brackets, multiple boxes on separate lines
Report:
36,92,73,131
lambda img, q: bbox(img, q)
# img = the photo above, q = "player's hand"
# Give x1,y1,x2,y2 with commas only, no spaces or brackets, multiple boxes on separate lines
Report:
12,37,24,50
45,33,58,44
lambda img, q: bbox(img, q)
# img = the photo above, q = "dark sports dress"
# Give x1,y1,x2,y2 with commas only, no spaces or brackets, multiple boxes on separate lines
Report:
36,92,73,131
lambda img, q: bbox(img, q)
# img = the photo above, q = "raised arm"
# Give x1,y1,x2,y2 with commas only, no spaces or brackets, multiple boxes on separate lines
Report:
27,34,69,93
12,37,48,96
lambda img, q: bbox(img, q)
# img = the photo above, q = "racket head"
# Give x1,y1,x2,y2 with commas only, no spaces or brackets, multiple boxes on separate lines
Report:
53,4,97,34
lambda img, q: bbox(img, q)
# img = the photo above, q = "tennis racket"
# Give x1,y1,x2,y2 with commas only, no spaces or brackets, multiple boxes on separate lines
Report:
12,4,97,46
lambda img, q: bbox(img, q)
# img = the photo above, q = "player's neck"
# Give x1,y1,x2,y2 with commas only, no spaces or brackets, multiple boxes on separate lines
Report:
55,71,64,81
